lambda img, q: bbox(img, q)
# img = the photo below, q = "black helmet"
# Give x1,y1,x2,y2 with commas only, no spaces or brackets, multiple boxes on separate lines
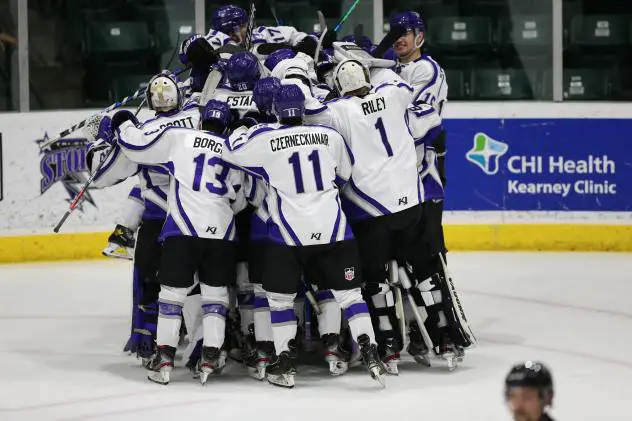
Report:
505,361,554,402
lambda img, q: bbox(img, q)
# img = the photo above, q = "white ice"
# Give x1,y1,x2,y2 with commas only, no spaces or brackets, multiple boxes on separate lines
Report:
0,252,630,421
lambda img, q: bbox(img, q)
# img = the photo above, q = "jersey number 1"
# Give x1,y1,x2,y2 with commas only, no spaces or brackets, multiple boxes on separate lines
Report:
375,117,393,157
288,150,324,194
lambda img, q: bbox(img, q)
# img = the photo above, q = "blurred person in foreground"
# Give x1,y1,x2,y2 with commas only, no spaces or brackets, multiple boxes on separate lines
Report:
505,361,555,421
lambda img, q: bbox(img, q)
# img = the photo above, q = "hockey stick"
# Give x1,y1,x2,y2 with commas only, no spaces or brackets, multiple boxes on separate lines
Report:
267,0,281,26
388,261,406,342
40,66,190,151
199,67,224,106
243,1,257,52
313,11,328,63
439,253,477,347
335,0,361,32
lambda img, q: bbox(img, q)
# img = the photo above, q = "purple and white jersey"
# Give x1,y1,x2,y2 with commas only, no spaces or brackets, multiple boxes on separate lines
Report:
205,28,232,51
212,87,258,119
116,123,242,241
224,123,353,246
252,25,309,47
243,173,270,242
395,53,448,115
406,103,444,201
295,70,422,221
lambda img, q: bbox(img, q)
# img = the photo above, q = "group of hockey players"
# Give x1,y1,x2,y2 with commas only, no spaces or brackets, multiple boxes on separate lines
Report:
86,4,476,389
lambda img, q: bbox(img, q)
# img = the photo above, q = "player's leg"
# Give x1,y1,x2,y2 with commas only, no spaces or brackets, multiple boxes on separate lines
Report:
195,238,238,384
146,235,200,384
262,243,302,388
312,240,386,387
103,186,143,259
313,286,346,375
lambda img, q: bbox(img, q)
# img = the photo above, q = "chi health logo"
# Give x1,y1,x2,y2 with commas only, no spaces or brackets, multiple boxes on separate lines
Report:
466,132,509,175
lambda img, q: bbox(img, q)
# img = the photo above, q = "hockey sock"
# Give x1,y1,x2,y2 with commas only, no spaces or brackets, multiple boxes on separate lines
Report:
119,188,144,231
267,292,297,354
200,284,229,349
334,288,376,345
182,293,202,344
316,289,342,336
157,286,187,348
253,283,274,343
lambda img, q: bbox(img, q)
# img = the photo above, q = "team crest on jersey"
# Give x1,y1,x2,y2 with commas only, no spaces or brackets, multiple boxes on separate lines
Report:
344,267,355,281
36,133,97,210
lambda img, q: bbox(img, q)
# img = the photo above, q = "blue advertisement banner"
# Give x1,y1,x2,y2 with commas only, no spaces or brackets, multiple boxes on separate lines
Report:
443,119,632,211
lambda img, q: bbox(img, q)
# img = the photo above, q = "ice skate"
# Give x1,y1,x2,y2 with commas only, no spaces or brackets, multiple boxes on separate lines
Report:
407,321,431,367
197,346,227,385
358,334,387,388
102,224,135,260
146,345,176,385
266,351,296,388
438,335,459,371
322,333,349,376
244,338,273,381
381,337,401,375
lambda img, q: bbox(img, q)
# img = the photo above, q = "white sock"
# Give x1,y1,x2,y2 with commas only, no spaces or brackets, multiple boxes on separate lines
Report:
182,293,202,343
333,288,376,345
200,284,229,349
267,291,297,354
253,283,273,342
315,289,342,336
157,286,187,348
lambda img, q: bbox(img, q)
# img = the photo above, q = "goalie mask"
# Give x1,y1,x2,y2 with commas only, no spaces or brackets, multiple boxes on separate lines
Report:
333,59,371,97
146,73,181,113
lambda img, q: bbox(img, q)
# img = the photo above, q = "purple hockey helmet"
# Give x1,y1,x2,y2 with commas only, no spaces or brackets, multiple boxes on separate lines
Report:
253,76,282,115
264,48,297,73
273,84,305,119
211,5,248,35
390,11,426,33
202,100,231,129
226,52,260,91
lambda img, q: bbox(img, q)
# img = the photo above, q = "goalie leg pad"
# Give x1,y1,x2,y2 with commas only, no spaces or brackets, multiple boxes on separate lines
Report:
363,283,403,355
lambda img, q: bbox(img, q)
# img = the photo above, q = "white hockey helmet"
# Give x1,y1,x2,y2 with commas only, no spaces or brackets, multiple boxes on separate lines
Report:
333,59,371,97
146,73,181,112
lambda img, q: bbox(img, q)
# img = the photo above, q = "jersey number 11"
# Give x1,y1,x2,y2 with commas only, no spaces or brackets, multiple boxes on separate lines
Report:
288,150,324,194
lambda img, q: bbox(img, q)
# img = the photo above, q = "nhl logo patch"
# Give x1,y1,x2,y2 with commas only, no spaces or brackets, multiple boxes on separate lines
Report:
344,267,355,281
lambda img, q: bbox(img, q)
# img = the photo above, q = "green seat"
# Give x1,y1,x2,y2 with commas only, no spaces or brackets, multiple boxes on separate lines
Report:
156,20,195,52
427,17,493,49
499,15,552,47
570,15,630,47
472,68,534,99
444,69,468,100
86,21,152,54
111,74,153,102
563,69,611,100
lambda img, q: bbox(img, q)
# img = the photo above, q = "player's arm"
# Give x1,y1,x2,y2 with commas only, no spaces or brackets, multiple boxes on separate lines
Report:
223,126,270,182
409,62,440,104
114,112,178,165
330,130,355,186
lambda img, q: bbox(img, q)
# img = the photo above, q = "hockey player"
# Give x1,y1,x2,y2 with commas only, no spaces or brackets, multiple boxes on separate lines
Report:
110,99,243,385
224,84,386,388
88,72,201,363
213,52,260,121
281,55,423,375
389,11,448,114
505,361,555,421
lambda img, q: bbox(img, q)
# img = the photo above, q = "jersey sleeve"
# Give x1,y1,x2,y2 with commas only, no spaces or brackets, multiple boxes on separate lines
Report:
116,122,178,166
409,61,438,103
331,131,354,184
223,128,269,182
405,104,444,170
88,139,139,188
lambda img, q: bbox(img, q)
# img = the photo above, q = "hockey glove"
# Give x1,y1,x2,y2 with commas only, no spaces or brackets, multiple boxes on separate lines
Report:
293,36,319,57
230,116,258,131
111,110,139,132
185,37,219,68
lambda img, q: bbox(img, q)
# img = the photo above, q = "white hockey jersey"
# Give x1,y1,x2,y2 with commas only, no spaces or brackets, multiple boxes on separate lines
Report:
90,104,201,219
252,25,309,47
116,123,243,241
224,123,354,246
297,72,422,221
396,53,448,115
212,87,258,120
205,29,232,51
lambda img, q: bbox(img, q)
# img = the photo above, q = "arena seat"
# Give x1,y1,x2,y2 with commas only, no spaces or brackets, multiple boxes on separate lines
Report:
85,21,153,54
471,68,535,99
426,17,494,51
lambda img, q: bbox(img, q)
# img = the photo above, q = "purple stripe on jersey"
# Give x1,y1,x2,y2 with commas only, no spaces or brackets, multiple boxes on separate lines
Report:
223,219,235,240
305,105,327,115
349,178,391,215
343,221,354,240
175,180,197,236
330,204,341,243
417,175,423,204
250,214,268,241
325,96,352,105
423,177,444,201
143,200,167,221
335,175,347,188
94,144,121,180
277,194,302,246
141,168,154,189
202,303,229,318
411,107,437,118
414,58,439,101
253,295,270,309
341,195,373,221
153,185,168,202
159,215,183,241
344,302,369,320
159,301,182,317
315,290,335,302
414,124,443,147
243,166,270,183
374,82,413,93
268,222,288,245
118,126,182,151
128,186,142,201
164,161,175,176
270,308,296,324
247,177,257,201
342,137,355,165
144,164,169,175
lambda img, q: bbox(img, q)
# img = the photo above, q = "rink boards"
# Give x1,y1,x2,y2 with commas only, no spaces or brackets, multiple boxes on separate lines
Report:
0,104,631,262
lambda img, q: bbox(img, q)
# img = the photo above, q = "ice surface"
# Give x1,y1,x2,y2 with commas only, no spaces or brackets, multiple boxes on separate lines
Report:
0,252,630,421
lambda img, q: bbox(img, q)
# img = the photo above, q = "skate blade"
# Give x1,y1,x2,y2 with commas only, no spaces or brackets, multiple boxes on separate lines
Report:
327,360,349,376
412,354,432,367
441,352,458,371
147,369,171,385
102,246,133,260
267,373,295,388
369,367,387,388
247,365,266,381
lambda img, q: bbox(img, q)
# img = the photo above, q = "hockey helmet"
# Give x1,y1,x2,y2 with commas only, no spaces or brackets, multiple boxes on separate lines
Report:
505,361,554,402
201,100,231,131
389,11,426,33
146,72,181,112
227,52,261,91
264,48,297,73
253,76,282,115
273,84,305,119
333,59,371,97
211,5,248,35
